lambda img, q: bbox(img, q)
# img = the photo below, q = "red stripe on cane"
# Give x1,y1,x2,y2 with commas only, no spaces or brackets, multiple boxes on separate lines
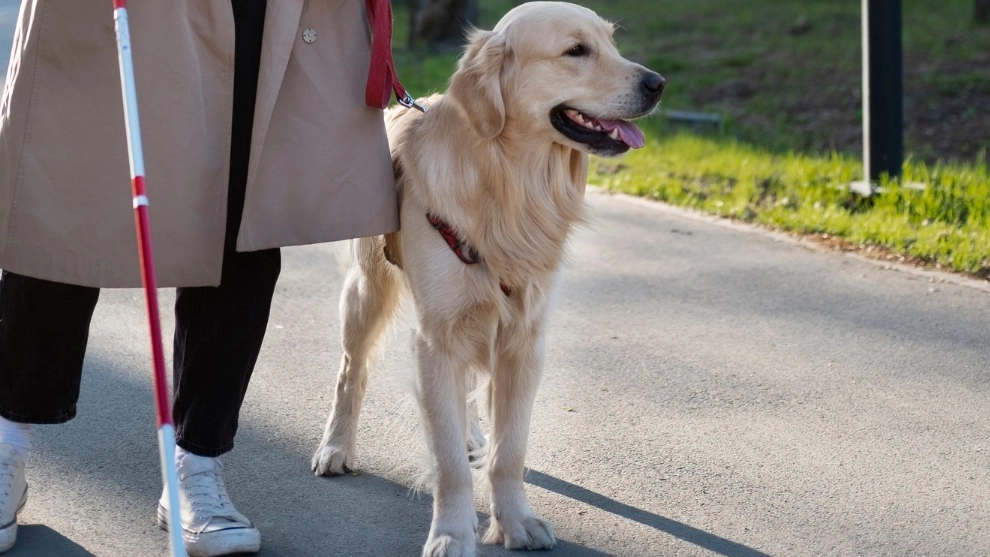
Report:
130,176,172,429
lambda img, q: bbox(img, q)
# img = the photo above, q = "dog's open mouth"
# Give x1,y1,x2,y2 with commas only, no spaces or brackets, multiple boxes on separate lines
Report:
551,105,645,154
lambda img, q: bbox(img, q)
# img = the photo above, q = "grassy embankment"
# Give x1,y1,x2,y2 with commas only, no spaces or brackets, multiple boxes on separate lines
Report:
390,0,990,278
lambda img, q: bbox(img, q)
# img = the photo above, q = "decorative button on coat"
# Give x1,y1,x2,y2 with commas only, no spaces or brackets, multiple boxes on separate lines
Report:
302,28,317,43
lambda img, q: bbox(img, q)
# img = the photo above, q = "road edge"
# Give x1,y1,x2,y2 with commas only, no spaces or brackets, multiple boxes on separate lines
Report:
590,186,990,295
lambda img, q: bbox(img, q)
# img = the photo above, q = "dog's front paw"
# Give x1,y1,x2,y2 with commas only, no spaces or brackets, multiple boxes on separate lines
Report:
482,513,555,550
422,532,476,557
311,441,354,476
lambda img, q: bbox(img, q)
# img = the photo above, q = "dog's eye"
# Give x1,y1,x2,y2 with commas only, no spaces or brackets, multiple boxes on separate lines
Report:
564,44,588,57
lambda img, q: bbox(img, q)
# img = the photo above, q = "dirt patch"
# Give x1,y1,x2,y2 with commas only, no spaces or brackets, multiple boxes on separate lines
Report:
904,58,990,162
791,229,990,282
691,56,989,163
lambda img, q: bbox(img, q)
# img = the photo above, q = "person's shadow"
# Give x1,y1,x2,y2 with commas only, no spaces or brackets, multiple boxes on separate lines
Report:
6,525,99,557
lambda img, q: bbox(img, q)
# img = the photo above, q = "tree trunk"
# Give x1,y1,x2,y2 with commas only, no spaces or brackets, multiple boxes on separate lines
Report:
408,0,478,51
977,0,990,23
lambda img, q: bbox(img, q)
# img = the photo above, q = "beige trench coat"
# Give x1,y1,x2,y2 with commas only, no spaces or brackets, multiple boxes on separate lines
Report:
0,0,399,287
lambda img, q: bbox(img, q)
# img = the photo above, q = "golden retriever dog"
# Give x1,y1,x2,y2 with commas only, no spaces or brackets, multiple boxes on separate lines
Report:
311,2,663,555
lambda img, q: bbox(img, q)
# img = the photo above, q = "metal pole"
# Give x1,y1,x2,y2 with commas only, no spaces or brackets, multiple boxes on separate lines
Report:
862,0,903,181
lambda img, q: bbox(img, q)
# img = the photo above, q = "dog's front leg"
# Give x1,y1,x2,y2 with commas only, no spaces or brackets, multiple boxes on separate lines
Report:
417,333,478,557
482,333,555,550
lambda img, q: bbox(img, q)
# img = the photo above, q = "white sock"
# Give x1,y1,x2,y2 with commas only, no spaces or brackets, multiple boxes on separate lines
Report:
174,446,215,465
0,415,32,463
161,446,216,507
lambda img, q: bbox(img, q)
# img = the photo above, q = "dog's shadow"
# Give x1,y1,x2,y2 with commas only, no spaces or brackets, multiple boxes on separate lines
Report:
261,467,774,557
524,469,773,557
24,351,772,557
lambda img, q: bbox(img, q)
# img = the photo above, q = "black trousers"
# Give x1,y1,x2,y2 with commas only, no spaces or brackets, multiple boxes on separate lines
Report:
0,0,273,457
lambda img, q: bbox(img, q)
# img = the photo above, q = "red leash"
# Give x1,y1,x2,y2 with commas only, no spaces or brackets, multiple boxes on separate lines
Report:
365,0,426,112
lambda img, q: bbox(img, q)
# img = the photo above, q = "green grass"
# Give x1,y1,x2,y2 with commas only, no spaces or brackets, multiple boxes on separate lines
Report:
591,132,990,277
389,0,990,279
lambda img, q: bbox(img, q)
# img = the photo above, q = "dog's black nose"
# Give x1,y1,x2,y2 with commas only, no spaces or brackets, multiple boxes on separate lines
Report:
641,72,666,98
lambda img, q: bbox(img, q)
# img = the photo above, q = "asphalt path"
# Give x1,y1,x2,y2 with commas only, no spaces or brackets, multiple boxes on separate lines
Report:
6,188,988,557
0,1,16,76
4,4,990,556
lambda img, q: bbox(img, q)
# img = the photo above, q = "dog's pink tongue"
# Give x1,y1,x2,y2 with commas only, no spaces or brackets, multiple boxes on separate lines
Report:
598,119,646,149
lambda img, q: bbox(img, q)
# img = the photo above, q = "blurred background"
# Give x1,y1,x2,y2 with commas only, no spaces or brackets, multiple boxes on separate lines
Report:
1,1,986,277
399,0,989,162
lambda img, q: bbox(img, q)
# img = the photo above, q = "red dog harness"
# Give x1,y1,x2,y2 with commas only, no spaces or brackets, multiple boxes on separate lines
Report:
427,213,511,296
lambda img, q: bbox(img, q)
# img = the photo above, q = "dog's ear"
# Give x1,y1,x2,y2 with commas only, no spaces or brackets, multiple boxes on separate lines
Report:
449,29,508,139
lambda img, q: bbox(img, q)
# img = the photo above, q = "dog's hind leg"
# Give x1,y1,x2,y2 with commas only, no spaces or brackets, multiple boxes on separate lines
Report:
312,237,403,476
466,372,488,461
481,326,555,550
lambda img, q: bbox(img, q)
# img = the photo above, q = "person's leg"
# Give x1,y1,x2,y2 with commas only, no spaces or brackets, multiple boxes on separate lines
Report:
0,271,100,426
159,1,274,555
171,244,279,456
0,271,100,553
173,0,274,460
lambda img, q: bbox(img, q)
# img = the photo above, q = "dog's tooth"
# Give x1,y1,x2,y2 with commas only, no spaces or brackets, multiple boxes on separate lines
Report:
609,129,620,140
574,112,586,123
584,121,596,130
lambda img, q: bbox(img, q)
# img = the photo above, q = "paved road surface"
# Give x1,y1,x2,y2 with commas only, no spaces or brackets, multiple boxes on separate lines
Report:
9,189,989,557
0,0,17,75
3,4,989,556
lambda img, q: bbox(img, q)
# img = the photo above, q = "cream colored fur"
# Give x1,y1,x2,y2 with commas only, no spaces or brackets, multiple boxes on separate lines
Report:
311,3,662,556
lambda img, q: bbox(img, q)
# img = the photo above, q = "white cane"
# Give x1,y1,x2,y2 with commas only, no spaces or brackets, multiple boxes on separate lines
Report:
111,2,186,556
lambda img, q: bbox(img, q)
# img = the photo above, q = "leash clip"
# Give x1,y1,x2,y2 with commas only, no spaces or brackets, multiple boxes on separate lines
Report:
398,93,428,113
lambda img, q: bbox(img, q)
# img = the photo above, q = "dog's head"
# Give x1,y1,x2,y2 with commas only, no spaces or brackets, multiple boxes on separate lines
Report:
448,1,664,157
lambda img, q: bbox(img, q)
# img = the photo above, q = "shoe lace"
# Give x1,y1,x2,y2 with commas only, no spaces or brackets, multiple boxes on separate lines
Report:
180,463,236,522
0,460,13,500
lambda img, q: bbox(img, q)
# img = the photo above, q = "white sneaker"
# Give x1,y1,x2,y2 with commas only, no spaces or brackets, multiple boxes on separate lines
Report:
0,444,27,554
157,452,260,557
